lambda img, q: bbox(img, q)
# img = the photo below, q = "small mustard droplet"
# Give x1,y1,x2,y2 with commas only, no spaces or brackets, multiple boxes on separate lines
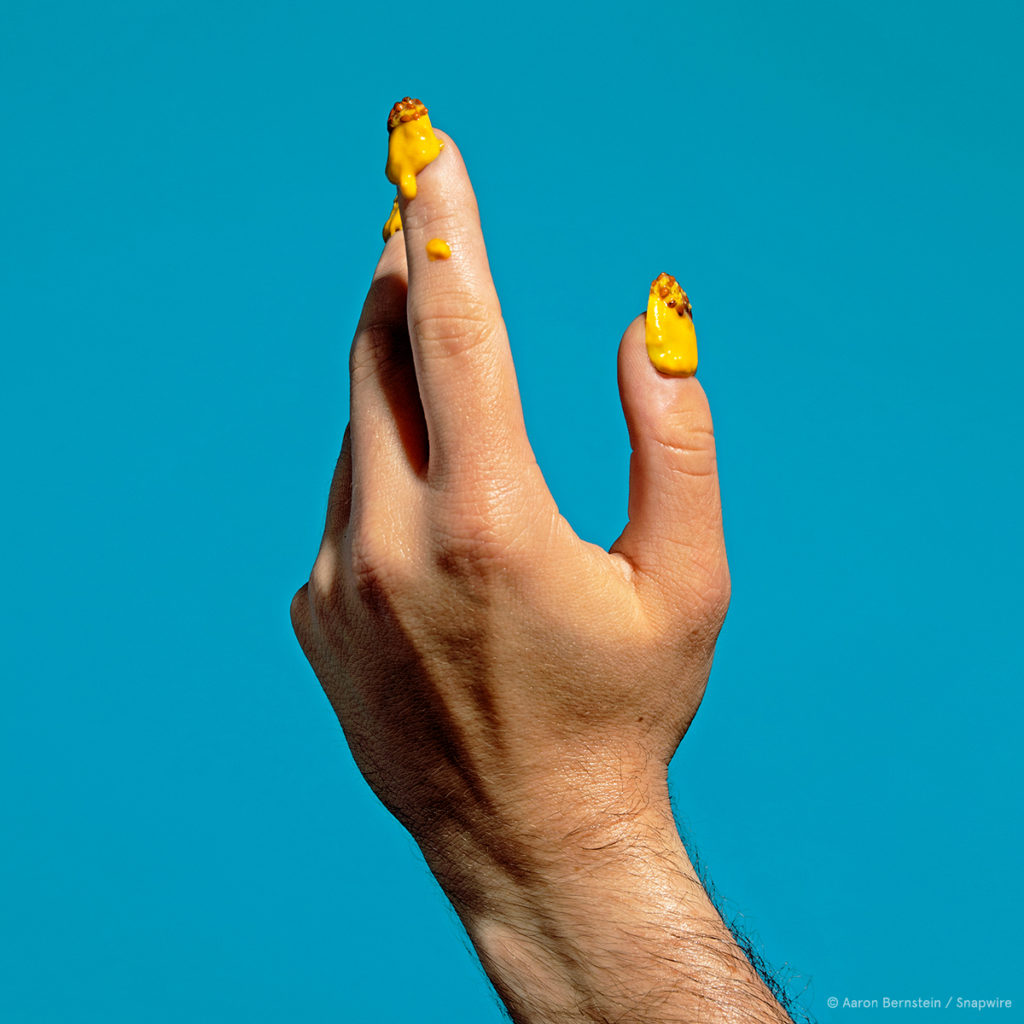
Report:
426,238,451,261
382,196,402,241
385,97,442,201
645,273,697,377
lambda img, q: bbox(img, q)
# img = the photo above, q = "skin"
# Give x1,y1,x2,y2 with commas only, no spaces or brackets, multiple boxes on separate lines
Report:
291,129,793,1024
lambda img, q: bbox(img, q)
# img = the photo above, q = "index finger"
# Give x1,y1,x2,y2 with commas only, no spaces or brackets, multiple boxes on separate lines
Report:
392,119,530,482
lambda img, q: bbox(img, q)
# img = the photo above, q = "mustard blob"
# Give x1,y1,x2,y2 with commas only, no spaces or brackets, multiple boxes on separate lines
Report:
382,196,402,241
385,97,442,200
425,238,451,261
645,273,698,377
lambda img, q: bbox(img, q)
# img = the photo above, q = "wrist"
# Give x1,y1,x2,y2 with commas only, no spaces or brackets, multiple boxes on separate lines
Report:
417,785,790,1024
415,761,680,918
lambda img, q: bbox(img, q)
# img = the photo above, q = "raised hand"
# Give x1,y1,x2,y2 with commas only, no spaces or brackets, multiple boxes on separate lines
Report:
291,102,791,1024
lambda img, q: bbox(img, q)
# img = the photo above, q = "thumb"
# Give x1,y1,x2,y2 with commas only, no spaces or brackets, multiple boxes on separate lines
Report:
610,309,729,614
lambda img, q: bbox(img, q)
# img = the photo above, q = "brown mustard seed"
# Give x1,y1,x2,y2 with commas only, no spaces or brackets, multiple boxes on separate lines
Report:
387,97,428,131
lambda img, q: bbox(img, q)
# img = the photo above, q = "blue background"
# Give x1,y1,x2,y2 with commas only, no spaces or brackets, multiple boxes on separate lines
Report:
3,1,1021,1020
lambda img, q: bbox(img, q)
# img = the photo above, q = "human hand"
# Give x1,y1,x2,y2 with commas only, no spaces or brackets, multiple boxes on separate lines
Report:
291,111,789,1024
291,122,728,877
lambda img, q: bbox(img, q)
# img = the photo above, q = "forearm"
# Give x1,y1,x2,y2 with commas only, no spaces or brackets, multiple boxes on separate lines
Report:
421,793,792,1024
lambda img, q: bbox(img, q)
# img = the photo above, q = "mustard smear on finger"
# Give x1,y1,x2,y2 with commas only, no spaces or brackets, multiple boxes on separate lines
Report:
382,196,402,241
385,97,442,200
426,238,451,260
645,273,698,377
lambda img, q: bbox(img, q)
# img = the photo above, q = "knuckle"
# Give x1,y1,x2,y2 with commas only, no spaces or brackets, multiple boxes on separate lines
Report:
699,556,732,626
431,482,530,578
348,528,411,608
649,425,718,479
308,553,343,621
434,526,506,578
350,322,402,387
651,543,731,633
410,295,499,360
289,584,311,638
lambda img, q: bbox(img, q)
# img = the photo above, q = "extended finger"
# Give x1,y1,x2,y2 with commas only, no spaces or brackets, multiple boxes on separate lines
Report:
610,314,729,614
347,233,428,507
397,128,530,481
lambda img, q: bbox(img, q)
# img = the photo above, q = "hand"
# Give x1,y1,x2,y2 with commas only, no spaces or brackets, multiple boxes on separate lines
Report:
292,123,727,866
291,128,788,1024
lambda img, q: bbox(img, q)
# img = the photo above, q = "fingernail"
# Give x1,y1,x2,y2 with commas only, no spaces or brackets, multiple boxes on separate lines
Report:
645,273,698,377
385,97,442,201
382,195,402,241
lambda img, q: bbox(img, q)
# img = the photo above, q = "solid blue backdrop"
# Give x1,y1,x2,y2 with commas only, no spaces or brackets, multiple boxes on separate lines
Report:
2,1,1021,1020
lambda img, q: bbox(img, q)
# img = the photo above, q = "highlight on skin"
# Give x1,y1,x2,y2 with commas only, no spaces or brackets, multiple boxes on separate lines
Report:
385,96,442,201
425,238,451,261
645,272,698,377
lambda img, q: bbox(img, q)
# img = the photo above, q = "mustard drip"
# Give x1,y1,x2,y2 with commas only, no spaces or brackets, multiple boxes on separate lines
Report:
425,238,451,261
385,97,442,201
645,273,698,377
382,196,402,241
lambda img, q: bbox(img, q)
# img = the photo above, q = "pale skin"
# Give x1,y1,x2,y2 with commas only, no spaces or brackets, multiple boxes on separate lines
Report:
291,129,794,1024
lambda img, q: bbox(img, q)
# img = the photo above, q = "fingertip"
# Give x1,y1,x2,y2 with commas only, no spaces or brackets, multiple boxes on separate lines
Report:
396,127,481,236
424,129,463,172
432,127,457,155
617,313,714,439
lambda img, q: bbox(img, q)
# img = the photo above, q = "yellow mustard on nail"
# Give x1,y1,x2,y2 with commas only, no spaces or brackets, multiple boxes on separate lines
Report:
382,196,402,241
425,238,451,261
385,97,442,201
645,273,698,377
